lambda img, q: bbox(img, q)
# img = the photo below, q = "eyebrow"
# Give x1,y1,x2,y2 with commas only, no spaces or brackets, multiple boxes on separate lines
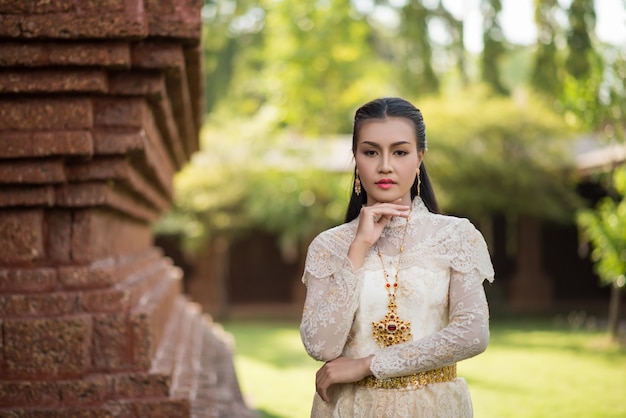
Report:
360,140,412,148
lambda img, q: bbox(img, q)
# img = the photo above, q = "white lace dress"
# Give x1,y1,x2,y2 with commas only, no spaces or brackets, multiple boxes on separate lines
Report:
300,197,494,418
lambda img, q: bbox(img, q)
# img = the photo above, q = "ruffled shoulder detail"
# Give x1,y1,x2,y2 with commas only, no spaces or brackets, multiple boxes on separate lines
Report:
303,222,356,282
446,218,494,283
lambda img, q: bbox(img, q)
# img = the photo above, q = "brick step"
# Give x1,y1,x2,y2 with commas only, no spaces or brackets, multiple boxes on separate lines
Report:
170,302,203,400
191,318,257,418
91,263,181,373
0,301,255,416
0,399,190,418
129,265,182,370
81,256,174,315
0,251,172,319
150,296,189,377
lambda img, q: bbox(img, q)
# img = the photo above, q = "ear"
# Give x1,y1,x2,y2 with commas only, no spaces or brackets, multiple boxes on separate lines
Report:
417,150,425,167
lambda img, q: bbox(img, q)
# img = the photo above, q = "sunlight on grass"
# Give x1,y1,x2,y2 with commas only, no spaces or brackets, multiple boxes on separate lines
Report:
223,322,319,418
223,319,626,418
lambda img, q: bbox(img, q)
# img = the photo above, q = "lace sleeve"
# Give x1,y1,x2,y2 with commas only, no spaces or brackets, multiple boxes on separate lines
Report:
299,229,363,362
370,221,494,379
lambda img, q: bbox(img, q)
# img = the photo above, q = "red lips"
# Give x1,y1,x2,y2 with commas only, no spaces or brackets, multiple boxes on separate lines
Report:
376,178,395,189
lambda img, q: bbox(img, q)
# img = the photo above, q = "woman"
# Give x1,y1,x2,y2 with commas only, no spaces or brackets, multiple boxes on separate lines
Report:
299,97,494,417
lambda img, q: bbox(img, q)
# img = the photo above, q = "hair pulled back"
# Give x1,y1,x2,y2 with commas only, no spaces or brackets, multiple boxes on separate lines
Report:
344,97,439,222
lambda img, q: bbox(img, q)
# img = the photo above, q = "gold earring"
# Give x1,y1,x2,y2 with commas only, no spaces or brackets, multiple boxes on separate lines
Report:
355,169,361,196
416,168,421,197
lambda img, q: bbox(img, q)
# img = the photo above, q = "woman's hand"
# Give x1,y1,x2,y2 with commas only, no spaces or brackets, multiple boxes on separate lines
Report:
348,200,410,269
315,356,373,402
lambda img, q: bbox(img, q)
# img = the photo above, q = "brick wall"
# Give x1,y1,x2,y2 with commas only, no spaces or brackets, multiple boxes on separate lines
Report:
0,1,254,417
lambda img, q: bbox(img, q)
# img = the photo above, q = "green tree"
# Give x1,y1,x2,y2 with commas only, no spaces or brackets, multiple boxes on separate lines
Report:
212,0,392,136
417,87,579,220
565,0,596,78
155,112,350,253
577,166,626,340
398,2,439,95
481,0,508,95
531,0,562,96
201,0,264,115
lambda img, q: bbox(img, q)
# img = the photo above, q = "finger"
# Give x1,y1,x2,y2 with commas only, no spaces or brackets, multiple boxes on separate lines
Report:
316,378,330,402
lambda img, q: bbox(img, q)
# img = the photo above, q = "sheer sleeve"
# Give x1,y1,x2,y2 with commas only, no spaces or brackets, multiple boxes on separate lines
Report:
370,221,495,379
299,227,363,362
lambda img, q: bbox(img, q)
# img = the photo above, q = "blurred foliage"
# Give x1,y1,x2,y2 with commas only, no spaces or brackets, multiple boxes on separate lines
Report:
577,166,626,286
155,110,351,253
481,0,509,95
160,0,626,257
416,86,579,220
576,165,626,338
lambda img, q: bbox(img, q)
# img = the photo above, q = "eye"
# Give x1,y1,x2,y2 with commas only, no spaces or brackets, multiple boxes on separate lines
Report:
395,149,410,156
363,149,378,156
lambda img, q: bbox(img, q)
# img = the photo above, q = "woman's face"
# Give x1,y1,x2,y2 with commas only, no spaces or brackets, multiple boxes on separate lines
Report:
354,117,424,206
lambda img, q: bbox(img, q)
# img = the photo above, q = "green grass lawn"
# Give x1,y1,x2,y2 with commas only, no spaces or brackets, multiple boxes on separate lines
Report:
223,317,626,418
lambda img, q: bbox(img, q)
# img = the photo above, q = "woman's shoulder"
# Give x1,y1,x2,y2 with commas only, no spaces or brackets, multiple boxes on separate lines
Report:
425,211,477,234
310,220,357,248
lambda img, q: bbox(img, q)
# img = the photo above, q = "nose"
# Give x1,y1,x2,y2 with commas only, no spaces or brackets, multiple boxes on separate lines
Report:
379,151,392,173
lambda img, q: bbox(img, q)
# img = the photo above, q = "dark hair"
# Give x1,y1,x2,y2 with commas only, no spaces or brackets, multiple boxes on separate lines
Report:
345,97,439,222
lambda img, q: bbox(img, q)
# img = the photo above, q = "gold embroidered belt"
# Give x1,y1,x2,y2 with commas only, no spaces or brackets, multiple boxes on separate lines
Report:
356,364,457,389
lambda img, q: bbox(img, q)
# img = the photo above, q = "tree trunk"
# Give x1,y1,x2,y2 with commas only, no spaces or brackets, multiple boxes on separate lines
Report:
608,281,622,341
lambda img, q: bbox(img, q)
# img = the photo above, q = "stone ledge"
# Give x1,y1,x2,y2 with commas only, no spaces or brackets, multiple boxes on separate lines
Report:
0,131,94,159
0,98,93,131
0,70,109,94
0,159,66,185
0,12,148,40
66,157,171,213
0,41,131,68
55,182,161,224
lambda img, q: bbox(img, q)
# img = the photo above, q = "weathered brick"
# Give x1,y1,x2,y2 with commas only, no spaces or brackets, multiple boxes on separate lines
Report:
0,0,135,15
0,41,131,68
0,0,74,14
0,130,91,161
0,159,66,184
92,313,130,371
125,398,190,418
0,185,55,207
0,70,108,94
55,183,160,228
0,98,92,130
57,266,90,289
0,380,60,408
1,405,125,418
108,71,165,97
131,41,186,70
92,129,144,155
131,273,180,370
3,315,92,378
0,267,57,294
184,43,203,135
55,182,110,207
130,313,152,371
46,209,72,262
112,373,170,399
66,157,129,182
93,98,146,129
80,287,129,313
0,291,79,317
65,209,152,262
0,12,148,40
66,157,170,212
0,209,44,264
59,374,113,407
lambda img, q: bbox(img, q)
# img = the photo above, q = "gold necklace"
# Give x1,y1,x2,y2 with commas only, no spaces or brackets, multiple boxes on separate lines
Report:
372,213,413,347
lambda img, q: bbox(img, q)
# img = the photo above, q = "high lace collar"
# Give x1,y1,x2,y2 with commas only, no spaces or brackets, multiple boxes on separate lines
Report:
386,197,428,228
